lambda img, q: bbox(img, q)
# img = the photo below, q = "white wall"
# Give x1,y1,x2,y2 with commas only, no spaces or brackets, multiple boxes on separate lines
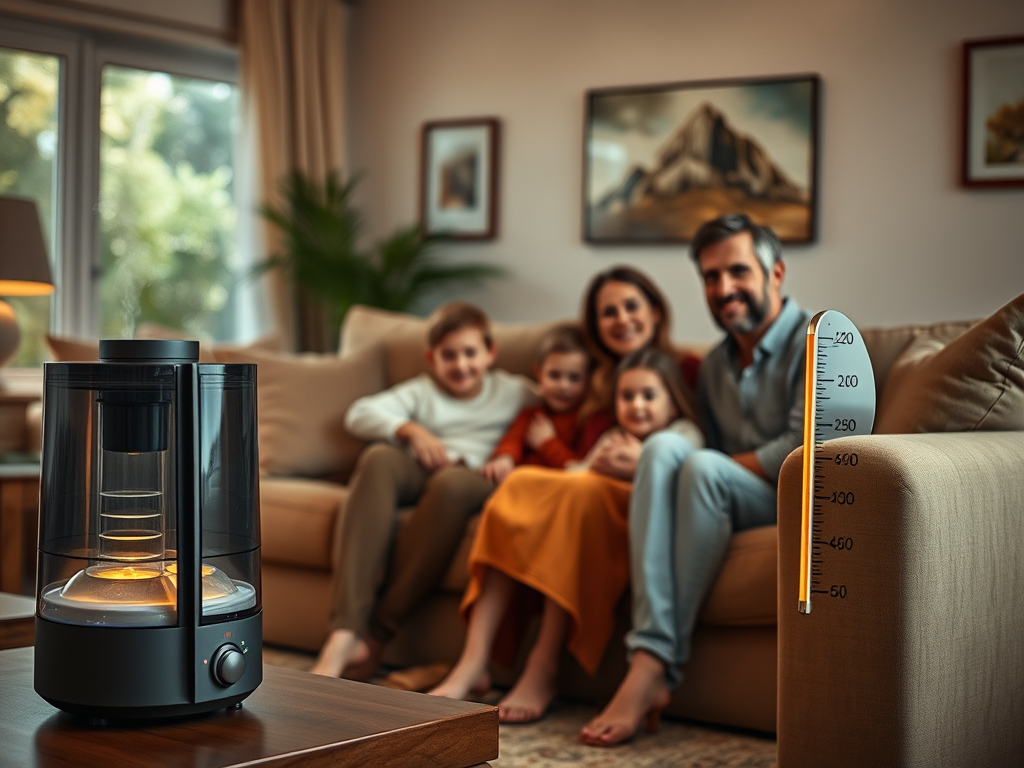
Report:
347,0,1024,343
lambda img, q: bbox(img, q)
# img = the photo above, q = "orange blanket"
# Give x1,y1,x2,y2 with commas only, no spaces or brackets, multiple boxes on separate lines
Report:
461,466,632,675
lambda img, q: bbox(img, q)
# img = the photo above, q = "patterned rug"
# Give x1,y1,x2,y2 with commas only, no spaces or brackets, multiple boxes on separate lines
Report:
262,646,777,768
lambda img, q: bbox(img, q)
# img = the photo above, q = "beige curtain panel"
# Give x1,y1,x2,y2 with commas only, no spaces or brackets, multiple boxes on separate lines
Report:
240,0,348,352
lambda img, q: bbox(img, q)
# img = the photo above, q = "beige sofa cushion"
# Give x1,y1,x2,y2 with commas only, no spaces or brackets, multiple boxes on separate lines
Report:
340,304,567,385
216,346,385,478
698,525,778,627
875,292,1024,434
861,320,975,397
136,323,285,362
45,329,285,364
209,333,285,358
340,305,426,359
260,476,348,570
45,334,99,361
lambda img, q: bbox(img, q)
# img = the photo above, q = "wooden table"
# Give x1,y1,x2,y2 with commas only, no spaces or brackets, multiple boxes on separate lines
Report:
0,462,41,595
0,647,497,767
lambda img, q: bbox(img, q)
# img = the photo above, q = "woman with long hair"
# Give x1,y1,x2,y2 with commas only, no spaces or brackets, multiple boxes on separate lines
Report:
430,266,702,724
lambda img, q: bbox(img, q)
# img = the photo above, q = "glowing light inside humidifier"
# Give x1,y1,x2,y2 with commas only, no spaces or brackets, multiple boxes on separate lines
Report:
41,560,256,626
40,396,255,626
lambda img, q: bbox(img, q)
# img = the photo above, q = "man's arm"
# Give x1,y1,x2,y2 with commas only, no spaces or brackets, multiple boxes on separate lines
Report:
751,363,806,483
730,450,768,480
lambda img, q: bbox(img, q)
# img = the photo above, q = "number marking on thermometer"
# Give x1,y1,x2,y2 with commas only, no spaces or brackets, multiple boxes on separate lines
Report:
798,310,876,614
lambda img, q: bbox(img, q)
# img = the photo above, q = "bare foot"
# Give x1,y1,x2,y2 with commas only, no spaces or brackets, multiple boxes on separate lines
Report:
428,661,491,700
497,667,557,724
309,630,374,678
580,650,672,747
340,636,383,682
380,662,452,692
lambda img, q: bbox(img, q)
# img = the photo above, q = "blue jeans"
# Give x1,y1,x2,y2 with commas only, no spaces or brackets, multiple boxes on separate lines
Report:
626,432,777,687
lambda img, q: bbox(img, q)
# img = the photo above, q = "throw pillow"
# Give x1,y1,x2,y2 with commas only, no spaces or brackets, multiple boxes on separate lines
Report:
210,333,285,360
46,330,287,364
339,303,570,385
214,346,385,479
874,291,1024,433
45,334,98,361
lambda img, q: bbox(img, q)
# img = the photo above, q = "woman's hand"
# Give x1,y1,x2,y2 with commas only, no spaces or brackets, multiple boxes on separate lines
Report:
524,412,557,450
480,454,515,484
588,430,643,480
396,422,450,471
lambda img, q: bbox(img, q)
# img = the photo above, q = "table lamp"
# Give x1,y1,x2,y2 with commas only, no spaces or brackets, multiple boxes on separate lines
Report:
0,195,56,367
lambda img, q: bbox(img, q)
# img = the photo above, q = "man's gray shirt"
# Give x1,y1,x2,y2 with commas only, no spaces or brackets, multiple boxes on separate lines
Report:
696,297,813,483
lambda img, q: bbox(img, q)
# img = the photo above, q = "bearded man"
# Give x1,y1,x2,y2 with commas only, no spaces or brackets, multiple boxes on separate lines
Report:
582,213,812,746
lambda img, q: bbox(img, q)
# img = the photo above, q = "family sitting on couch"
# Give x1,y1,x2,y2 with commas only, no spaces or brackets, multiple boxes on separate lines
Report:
310,212,810,746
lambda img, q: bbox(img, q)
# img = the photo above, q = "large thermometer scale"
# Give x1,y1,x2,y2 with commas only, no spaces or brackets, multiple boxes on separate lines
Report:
797,310,876,614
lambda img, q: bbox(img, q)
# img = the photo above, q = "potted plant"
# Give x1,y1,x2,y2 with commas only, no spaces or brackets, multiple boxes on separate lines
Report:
258,171,504,340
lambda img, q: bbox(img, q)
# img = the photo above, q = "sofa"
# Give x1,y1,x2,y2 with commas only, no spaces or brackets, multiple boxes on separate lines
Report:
215,305,776,733
220,291,1023,743
775,292,1024,766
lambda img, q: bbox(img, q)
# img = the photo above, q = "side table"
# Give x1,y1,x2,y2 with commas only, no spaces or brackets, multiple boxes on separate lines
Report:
0,462,40,595
0,390,39,456
0,591,34,649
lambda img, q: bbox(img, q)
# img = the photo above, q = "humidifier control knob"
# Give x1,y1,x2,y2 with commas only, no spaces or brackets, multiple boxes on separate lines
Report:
211,643,246,687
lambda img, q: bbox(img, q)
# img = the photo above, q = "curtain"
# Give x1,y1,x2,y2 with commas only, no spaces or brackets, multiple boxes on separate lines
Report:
239,0,347,352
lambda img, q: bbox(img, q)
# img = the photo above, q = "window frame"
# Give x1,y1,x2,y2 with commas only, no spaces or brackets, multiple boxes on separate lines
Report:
0,12,247,349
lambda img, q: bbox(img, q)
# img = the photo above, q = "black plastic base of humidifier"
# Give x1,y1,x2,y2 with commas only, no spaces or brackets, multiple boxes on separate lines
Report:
33,612,262,721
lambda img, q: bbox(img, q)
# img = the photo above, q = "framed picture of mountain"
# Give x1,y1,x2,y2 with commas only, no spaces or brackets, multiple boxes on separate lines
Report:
421,117,500,239
583,75,820,243
962,36,1024,187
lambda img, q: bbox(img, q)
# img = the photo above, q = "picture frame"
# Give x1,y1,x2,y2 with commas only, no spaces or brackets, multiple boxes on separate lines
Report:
962,36,1024,187
583,74,820,244
420,117,499,240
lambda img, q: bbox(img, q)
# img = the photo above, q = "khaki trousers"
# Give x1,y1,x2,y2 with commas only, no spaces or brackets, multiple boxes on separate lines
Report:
329,442,494,643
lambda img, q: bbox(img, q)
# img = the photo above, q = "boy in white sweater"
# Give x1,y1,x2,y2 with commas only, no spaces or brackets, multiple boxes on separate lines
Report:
310,302,537,678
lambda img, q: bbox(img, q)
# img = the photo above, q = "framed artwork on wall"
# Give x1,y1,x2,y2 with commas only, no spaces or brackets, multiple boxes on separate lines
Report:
962,36,1024,187
420,117,499,240
583,74,820,244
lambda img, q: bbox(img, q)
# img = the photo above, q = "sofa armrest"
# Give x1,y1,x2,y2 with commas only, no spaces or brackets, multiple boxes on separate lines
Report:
777,431,1024,768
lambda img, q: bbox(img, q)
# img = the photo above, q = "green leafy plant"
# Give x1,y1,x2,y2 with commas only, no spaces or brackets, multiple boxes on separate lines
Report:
258,171,504,330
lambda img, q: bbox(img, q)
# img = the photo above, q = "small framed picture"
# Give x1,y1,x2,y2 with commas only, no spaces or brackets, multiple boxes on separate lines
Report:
583,74,819,244
962,36,1024,187
420,117,499,239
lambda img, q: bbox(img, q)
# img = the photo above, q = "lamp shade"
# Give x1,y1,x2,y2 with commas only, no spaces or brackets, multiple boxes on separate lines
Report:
0,196,55,296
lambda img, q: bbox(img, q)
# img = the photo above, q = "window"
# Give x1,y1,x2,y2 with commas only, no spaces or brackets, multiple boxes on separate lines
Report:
98,65,240,340
0,14,266,368
0,46,59,366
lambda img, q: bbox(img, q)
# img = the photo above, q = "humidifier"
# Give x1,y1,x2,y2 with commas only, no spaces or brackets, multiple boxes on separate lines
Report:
34,339,262,720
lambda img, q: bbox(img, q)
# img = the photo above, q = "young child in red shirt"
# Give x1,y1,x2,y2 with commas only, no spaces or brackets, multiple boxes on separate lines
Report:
481,324,611,484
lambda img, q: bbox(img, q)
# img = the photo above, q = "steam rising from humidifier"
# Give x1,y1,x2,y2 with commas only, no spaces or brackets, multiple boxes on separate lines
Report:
34,339,263,721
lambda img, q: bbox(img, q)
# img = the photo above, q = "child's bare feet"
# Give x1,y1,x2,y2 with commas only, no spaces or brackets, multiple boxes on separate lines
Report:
309,630,379,679
496,664,558,724
580,650,671,746
339,636,383,681
428,660,491,700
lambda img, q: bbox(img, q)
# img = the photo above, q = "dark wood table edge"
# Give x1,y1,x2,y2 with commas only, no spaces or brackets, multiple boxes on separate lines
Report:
2,648,499,768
